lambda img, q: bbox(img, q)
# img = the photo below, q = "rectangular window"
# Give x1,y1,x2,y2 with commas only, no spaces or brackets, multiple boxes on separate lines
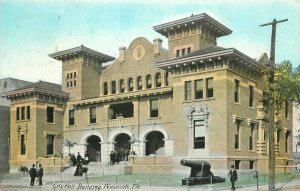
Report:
150,99,158,118
69,110,75,126
70,80,73,87
206,78,213,98
249,85,254,107
249,124,254,150
185,81,192,100
74,72,76,78
47,106,54,123
46,135,55,155
16,107,20,121
67,73,69,79
235,160,240,169
70,73,73,79
74,79,76,87
234,80,240,103
235,121,240,149
285,131,290,153
249,161,254,169
194,80,203,99
194,120,205,149
20,134,26,155
176,50,180,58
285,100,289,118
21,106,25,120
26,106,30,120
90,107,96,124
187,47,191,54
67,81,69,88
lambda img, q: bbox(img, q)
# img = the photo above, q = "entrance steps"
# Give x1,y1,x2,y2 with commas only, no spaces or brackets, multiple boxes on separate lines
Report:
61,162,127,177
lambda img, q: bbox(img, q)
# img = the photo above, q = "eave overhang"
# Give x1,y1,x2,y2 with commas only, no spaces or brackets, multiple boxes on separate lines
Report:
153,13,232,37
156,48,266,71
49,45,115,63
1,87,69,100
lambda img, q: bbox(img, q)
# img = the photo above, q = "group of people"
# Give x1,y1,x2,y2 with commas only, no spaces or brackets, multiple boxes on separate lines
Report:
28,164,43,186
109,151,120,165
109,150,137,165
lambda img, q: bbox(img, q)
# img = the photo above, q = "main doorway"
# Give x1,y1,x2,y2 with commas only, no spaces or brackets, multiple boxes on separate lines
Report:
145,131,165,155
114,133,131,161
86,135,101,162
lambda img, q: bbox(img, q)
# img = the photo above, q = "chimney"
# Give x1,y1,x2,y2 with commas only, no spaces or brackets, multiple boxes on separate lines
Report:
119,46,126,62
153,38,162,55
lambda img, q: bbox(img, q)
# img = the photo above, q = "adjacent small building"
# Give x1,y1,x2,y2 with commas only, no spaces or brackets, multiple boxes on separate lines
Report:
0,78,33,173
2,81,69,171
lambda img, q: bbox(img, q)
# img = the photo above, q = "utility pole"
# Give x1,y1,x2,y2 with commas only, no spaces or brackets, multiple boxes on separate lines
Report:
260,18,288,191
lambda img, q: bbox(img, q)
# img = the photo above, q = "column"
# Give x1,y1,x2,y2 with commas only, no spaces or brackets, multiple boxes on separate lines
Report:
100,142,110,164
138,141,146,156
164,139,174,156
257,121,266,155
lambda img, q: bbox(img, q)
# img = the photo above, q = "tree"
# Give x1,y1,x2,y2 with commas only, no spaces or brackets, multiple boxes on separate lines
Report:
274,60,300,105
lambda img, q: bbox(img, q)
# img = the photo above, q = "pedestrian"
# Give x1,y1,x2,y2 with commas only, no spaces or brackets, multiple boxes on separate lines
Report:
228,165,238,190
29,164,37,186
109,151,115,165
77,152,82,163
37,164,43,185
71,154,77,166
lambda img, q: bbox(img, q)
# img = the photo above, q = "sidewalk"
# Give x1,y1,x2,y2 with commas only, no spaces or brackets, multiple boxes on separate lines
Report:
1,173,300,191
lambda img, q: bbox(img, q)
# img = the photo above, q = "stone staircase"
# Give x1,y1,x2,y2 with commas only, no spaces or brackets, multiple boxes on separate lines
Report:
61,161,126,177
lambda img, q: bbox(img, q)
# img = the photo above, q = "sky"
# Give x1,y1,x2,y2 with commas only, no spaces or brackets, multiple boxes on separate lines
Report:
0,0,299,84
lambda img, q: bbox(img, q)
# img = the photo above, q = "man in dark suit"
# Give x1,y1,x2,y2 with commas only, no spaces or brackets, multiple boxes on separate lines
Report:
38,164,44,185
228,165,238,190
29,164,37,186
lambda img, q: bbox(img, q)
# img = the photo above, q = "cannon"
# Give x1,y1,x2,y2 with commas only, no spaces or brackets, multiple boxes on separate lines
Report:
180,159,225,186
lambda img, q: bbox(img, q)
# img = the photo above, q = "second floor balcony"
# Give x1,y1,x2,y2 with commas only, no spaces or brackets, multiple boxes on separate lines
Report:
109,116,134,126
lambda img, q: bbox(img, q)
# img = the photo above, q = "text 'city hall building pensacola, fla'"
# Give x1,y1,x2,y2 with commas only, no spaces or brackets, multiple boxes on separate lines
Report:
3,13,293,174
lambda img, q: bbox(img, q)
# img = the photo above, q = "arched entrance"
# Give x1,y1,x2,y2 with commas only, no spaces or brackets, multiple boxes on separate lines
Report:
114,133,131,161
86,135,101,162
145,131,165,155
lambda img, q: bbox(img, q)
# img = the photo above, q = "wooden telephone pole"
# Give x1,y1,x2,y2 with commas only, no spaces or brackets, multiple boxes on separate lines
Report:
260,18,288,191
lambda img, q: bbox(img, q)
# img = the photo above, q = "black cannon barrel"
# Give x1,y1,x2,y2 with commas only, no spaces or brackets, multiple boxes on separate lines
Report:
180,159,211,169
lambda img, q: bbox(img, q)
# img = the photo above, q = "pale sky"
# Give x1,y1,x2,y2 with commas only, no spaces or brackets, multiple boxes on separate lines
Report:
0,0,299,84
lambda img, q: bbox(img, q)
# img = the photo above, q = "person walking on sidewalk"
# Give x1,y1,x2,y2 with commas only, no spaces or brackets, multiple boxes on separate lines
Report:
29,164,37,186
228,165,238,190
38,164,44,185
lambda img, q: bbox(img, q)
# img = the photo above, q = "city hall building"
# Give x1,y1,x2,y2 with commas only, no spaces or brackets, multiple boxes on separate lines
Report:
3,13,293,174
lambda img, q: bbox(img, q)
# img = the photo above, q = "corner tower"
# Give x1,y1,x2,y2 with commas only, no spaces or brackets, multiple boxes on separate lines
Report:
49,45,115,101
153,13,232,59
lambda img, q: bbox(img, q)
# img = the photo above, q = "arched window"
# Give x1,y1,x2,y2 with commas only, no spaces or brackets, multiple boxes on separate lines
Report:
103,82,108,95
119,79,125,93
155,73,161,87
137,76,142,90
111,81,116,94
128,78,133,91
146,74,152,89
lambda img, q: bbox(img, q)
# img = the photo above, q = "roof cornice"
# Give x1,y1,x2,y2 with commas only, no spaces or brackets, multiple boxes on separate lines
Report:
153,13,232,37
49,45,115,63
156,48,266,70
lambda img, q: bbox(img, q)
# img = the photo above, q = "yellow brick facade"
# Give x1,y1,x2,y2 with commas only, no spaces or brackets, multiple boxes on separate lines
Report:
6,13,293,175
